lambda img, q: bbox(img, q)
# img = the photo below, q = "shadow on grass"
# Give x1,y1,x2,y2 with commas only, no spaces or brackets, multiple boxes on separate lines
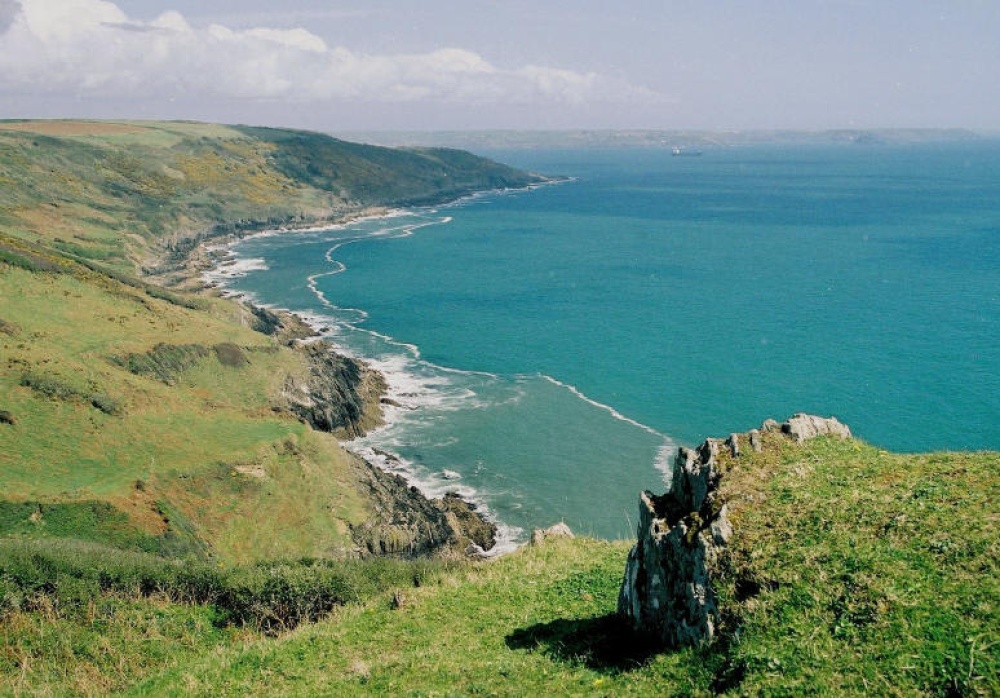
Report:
505,613,664,673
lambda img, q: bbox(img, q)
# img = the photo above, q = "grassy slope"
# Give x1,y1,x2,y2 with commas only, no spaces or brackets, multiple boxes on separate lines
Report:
0,119,539,564
124,439,997,697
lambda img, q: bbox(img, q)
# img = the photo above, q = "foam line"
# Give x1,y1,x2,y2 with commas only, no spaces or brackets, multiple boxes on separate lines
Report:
202,180,668,549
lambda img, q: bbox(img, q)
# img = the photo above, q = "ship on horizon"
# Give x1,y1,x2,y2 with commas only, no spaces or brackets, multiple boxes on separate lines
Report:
671,146,703,156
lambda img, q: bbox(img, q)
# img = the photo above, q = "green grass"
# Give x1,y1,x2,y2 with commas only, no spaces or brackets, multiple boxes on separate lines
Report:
0,538,457,695
0,254,367,562
121,441,997,697
712,439,999,696
0,440,995,695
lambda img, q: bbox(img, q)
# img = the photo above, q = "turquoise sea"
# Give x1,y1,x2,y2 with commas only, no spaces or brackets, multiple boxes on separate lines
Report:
210,142,1000,545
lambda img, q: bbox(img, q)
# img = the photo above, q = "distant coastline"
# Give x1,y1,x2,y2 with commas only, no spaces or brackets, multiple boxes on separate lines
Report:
332,127,985,150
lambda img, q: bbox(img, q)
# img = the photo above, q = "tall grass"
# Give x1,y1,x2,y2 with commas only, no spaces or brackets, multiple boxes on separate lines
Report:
0,538,455,633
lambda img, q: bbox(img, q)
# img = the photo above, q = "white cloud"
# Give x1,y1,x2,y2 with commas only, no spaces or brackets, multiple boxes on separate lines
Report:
0,0,662,109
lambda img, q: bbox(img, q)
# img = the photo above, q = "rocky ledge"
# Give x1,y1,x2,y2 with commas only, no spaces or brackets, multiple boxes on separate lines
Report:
284,339,497,557
245,302,497,558
349,452,497,558
282,342,387,439
618,413,852,648
243,303,386,439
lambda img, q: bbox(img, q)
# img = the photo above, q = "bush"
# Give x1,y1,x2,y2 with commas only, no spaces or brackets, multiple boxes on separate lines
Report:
18,372,124,416
89,392,124,416
0,539,457,631
19,372,78,400
112,343,209,384
213,342,248,368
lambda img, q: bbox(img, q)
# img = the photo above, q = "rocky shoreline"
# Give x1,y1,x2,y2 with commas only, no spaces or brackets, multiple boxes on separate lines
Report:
161,227,501,559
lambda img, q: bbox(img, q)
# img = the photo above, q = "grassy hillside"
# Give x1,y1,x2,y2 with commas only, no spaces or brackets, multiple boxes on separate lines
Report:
1,438,995,696
130,440,997,697
0,119,539,565
0,120,541,280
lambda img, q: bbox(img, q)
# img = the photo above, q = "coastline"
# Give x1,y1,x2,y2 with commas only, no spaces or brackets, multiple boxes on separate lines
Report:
186,174,674,551
156,205,395,292
168,195,546,557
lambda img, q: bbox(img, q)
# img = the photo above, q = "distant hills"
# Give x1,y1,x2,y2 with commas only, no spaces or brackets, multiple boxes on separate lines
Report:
335,127,983,150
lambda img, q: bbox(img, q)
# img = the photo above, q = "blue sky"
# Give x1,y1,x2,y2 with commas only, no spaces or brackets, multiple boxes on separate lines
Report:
2,0,998,131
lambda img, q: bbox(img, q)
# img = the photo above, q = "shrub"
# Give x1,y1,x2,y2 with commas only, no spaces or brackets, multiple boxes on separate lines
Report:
0,539,456,632
213,342,248,368
19,372,78,400
112,343,209,384
18,372,124,416
89,392,124,416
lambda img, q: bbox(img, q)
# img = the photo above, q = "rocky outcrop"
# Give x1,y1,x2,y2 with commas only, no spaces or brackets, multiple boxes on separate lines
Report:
246,303,318,345
349,453,497,558
783,412,852,442
282,342,386,438
618,414,851,648
530,522,574,546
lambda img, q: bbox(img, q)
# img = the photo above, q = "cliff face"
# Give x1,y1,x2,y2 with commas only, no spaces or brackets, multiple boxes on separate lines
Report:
247,306,497,556
349,452,497,558
618,414,852,647
282,342,387,439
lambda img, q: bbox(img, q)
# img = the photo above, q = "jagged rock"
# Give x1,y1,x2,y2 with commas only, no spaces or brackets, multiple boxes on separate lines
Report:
349,454,497,558
782,413,851,442
245,302,319,344
618,444,727,648
618,413,853,648
530,522,574,546
282,342,386,438
726,433,740,458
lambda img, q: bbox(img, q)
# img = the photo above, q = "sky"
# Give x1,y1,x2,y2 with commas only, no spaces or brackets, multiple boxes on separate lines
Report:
1,0,998,132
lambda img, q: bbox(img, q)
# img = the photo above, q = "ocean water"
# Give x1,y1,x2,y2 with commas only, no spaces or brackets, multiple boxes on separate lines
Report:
210,142,1000,545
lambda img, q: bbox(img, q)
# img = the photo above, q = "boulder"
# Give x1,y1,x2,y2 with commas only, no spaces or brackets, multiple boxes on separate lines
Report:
530,522,574,546
782,413,852,443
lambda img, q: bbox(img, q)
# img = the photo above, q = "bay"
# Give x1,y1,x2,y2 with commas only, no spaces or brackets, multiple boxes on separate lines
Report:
213,141,1000,543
